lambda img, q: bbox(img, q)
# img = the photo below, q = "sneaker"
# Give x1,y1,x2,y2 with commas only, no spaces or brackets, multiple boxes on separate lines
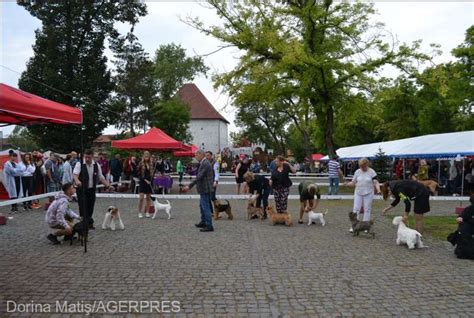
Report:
200,227,214,232
349,227,354,233
145,213,151,218
138,213,144,219
195,222,205,228
47,234,60,245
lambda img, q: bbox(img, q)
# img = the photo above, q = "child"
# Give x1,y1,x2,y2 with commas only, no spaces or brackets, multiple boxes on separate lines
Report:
45,183,80,245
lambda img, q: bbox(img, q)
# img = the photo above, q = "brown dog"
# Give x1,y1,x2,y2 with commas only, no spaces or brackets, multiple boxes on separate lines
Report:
213,200,233,220
411,175,439,196
267,206,293,226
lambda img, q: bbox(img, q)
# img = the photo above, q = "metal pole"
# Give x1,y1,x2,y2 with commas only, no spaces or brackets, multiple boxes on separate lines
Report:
80,125,88,253
437,159,441,186
461,157,465,196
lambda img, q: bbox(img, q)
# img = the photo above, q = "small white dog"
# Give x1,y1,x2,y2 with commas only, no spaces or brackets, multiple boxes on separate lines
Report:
307,209,328,226
152,199,172,220
392,216,424,249
102,206,124,231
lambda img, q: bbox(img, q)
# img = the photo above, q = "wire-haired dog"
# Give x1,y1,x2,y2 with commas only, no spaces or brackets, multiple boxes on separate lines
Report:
70,220,86,246
213,199,233,220
267,206,293,226
102,206,125,231
308,209,328,226
392,216,424,249
247,194,263,220
348,212,375,238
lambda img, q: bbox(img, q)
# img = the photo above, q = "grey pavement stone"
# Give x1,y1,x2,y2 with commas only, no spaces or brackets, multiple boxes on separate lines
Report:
0,189,472,317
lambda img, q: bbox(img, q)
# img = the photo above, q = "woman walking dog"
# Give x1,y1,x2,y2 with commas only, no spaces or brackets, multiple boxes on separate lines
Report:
381,179,430,234
344,158,381,232
138,151,153,218
270,156,296,214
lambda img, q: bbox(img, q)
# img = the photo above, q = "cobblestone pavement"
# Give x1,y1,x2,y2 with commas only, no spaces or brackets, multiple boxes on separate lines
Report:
0,188,472,317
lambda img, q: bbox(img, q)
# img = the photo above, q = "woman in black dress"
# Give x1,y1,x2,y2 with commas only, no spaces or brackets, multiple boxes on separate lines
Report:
235,156,250,194
138,151,153,219
270,156,296,213
244,171,271,218
382,180,430,234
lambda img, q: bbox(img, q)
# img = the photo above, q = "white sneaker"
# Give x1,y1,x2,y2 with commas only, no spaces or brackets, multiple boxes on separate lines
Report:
349,227,354,233
145,213,151,218
138,213,144,219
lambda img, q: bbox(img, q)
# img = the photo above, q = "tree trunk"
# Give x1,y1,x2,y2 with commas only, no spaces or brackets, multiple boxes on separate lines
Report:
325,103,336,157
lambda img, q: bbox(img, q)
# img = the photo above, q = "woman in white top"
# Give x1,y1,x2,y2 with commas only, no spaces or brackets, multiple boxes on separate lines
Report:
19,153,36,210
344,158,381,224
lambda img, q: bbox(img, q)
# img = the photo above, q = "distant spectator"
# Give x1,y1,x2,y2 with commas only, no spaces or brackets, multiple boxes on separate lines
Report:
3,150,23,213
19,153,35,211
109,154,123,186
62,154,74,185
328,155,343,195
176,159,184,185
235,156,250,194
44,154,61,193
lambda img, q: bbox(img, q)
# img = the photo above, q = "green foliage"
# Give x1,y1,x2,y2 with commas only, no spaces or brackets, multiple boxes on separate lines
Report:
110,31,157,136
17,0,147,152
372,147,392,182
7,126,38,152
188,0,429,156
150,98,192,143
153,43,208,100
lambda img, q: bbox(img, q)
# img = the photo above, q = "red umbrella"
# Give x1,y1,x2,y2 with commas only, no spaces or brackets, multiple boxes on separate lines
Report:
173,144,198,157
111,127,185,150
0,83,82,125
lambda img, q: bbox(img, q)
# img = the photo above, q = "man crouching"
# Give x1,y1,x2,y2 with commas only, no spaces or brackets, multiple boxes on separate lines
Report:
45,183,80,245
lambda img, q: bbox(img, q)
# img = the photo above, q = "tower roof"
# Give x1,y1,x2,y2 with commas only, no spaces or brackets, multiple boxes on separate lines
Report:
177,83,229,124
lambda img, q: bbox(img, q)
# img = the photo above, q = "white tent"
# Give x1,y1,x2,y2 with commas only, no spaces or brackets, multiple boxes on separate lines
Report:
323,131,474,160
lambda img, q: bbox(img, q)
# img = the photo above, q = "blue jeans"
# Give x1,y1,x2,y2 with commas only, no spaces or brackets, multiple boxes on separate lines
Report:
328,177,339,195
200,193,213,228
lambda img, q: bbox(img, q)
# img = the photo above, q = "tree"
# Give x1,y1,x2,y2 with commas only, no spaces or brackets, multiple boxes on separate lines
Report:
153,43,208,101
188,0,429,157
110,31,157,136
148,43,208,140
17,1,147,152
150,98,192,143
372,147,392,182
7,127,38,152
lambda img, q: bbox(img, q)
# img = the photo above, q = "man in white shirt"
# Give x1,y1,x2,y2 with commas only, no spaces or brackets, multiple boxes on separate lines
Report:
73,149,112,229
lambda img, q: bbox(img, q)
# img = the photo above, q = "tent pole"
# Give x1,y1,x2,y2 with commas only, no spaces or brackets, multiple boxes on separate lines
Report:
403,159,406,180
437,159,441,186
461,157,465,196
80,125,88,253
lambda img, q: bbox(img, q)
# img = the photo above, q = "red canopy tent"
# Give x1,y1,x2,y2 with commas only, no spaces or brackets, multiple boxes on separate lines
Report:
311,153,325,161
111,127,184,150
0,83,83,125
173,144,198,157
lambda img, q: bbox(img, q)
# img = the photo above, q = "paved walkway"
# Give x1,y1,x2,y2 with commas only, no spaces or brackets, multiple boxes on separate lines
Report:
0,197,472,317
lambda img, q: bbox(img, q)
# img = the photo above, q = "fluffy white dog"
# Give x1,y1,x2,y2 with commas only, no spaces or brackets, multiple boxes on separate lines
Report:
307,209,328,226
392,216,424,249
152,199,172,220
102,206,124,231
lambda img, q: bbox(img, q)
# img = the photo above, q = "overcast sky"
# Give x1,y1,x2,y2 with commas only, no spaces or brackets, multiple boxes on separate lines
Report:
1,1,472,138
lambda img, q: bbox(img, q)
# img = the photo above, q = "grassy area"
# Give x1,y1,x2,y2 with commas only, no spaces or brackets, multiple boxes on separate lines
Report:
395,215,458,241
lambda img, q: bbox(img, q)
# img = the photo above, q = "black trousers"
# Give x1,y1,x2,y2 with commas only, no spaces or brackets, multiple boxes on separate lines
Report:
77,188,96,225
21,176,34,206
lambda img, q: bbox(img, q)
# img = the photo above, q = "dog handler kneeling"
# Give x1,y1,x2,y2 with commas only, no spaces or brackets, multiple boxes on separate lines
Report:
45,183,81,245
381,180,430,234
244,171,271,218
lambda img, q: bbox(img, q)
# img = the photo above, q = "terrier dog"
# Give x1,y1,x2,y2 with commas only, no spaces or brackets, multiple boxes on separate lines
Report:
411,175,439,196
102,206,124,231
152,199,172,220
247,195,263,220
392,216,424,249
307,209,328,226
213,199,234,220
70,220,86,246
348,212,375,238
267,206,293,226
